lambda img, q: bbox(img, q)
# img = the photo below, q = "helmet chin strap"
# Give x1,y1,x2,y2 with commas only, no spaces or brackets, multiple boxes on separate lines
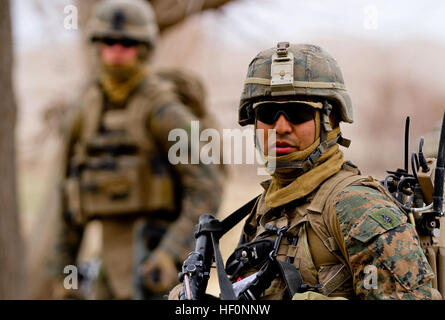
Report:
257,100,351,174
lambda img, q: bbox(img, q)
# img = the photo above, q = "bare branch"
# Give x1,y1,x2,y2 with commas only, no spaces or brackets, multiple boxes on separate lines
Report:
149,0,235,31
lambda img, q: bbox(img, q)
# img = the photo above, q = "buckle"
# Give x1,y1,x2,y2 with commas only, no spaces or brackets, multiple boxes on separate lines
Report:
276,42,290,56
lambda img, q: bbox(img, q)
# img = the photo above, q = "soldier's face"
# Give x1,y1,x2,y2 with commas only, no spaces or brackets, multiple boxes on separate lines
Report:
256,114,316,156
100,41,138,65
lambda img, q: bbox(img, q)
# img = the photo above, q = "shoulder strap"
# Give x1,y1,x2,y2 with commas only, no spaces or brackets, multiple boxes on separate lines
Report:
79,83,103,142
220,195,261,237
155,68,207,119
306,165,367,290
194,195,261,300
307,164,365,214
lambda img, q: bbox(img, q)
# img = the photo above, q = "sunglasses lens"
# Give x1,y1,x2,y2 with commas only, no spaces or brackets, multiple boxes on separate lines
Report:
102,38,138,47
121,39,138,47
255,102,315,125
102,38,117,46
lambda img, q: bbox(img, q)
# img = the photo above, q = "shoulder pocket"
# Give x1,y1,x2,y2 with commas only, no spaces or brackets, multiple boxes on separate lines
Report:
350,207,406,243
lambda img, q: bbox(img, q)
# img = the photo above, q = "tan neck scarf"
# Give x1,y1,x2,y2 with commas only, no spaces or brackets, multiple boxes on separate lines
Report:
100,61,146,105
265,127,344,208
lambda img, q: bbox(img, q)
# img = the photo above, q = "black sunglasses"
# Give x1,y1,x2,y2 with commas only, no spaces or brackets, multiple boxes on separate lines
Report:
255,102,316,125
101,38,139,48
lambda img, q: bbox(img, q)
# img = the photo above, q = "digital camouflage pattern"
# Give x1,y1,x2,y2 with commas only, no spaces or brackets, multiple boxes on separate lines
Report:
335,185,440,299
238,43,353,126
232,168,441,300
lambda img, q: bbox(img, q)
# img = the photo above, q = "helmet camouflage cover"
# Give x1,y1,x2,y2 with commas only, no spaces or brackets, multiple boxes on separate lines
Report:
239,42,353,126
88,0,159,47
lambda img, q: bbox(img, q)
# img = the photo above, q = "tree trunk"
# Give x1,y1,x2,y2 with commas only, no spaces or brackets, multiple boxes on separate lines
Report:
0,0,25,299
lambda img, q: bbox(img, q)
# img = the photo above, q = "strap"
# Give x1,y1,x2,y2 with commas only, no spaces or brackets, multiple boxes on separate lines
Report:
323,174,369,213
321,264,351,296
80,83,103,141
210,232,237,300
220,195,261,237
307,168,362,214
194,195,261,300
194,195,260,238
215,195,261,300
265,134,341,172
276,260,304,297
323,237,340,253
320,100,333,141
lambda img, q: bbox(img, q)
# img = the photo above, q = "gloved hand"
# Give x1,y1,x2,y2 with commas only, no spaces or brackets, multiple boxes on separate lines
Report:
140,248,179,294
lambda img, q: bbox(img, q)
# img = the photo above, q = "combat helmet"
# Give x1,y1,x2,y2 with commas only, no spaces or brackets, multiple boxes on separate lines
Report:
239,42,353,126
241,42,352,172
87,0,159,48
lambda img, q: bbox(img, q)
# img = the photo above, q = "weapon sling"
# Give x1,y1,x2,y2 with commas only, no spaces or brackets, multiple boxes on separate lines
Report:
192,194,305,300
193,195,260,299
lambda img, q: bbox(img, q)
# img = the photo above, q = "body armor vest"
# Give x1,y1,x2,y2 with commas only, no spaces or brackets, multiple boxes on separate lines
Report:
65,79,178,222
236,163,392,299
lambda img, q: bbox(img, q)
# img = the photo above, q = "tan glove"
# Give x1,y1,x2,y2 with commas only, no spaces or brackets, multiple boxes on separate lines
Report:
140,248,179,294
292,291,347,300
168,283,183,300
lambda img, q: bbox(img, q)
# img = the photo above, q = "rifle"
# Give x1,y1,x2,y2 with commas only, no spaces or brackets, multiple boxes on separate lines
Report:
178,210,312,300
178,214,214,300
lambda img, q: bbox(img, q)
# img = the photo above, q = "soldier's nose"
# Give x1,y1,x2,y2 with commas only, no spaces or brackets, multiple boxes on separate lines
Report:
274,114,292,134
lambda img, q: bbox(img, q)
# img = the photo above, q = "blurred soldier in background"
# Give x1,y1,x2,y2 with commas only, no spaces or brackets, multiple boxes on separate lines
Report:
50,0,224,299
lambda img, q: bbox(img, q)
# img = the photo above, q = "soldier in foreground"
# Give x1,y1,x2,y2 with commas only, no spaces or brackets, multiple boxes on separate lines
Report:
172,42,442,300
50,0,224,299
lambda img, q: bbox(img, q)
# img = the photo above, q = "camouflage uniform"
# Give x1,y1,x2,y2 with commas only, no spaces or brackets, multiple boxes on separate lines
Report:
230,42,441,300
51,0,224,299
240,171,439,299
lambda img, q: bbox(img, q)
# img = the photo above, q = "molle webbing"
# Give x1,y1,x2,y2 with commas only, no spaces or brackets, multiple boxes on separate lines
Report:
71,81,177,218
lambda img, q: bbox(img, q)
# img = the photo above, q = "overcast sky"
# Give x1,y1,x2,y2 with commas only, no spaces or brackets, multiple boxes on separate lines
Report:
11,0,445,51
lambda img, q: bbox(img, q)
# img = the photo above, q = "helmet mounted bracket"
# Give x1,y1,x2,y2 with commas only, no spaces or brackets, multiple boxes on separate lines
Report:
271,42,295,96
